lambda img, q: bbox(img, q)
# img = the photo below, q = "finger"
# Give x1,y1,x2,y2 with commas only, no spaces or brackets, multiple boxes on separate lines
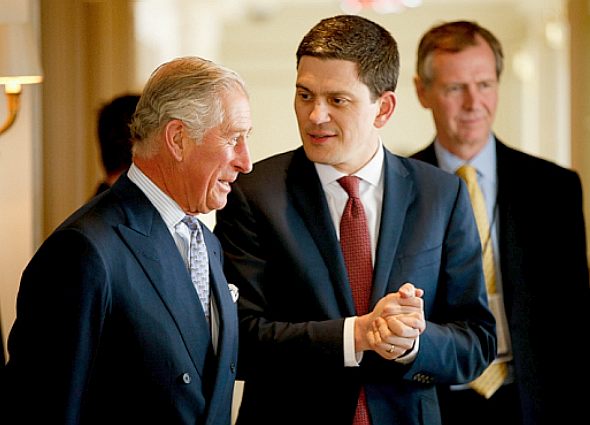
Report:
382,335,415,353
385,315,422,338
384,342,396,355
398,282,416,298
393,336,416,352
375,316,393,339
366,327,378,346
396,314,426,335
398,283,425,299
381,298,423,316
397,296,423,308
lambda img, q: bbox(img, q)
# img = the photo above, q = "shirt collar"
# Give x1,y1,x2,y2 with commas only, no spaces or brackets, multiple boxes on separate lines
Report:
434,134,497,184
127,163,186,229
315,142,384,187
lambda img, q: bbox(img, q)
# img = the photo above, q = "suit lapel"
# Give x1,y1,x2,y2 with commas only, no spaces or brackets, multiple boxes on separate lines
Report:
202,227,238,421
285,147,417,314
286,148,356,315
112,176,212,377
371,151,415,304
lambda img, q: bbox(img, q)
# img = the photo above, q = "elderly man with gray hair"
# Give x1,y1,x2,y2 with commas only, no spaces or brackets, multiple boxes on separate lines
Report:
3,56,252,424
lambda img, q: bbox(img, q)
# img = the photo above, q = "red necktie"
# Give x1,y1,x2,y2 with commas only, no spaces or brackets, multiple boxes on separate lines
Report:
338,176,372,425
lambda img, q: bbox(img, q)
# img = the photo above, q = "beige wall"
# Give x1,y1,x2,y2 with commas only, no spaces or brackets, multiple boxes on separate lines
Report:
570,0,590,252
41,0,137,238
0,0,42,361
2,0,590,363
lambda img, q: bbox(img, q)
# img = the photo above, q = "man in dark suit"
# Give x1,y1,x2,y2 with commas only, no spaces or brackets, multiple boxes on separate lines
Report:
215,15,496,425
411,20,590,425
94,93,140,196
2,56,252,424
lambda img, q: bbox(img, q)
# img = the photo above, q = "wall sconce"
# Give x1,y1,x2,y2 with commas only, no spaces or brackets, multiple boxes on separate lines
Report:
0,23,43,136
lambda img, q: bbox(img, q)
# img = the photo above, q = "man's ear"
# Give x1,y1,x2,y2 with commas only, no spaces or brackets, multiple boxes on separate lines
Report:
165,119,185,161
414,75,430,108
374,91,396,129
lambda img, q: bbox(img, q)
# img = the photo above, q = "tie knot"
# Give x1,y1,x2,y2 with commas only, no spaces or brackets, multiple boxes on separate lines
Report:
338,176,360,199
455,164,478,183
181,215,201,233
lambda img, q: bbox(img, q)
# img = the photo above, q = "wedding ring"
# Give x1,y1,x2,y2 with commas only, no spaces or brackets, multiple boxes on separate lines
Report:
387,344,395,353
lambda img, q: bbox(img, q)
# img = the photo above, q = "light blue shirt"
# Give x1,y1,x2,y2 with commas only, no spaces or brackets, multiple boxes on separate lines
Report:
434,135,501,290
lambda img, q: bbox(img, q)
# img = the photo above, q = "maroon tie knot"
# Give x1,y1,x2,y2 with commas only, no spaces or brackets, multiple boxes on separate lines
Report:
338,176,360,199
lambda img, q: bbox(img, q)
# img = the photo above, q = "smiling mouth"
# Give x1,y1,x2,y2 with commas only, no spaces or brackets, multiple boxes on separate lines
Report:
218,179,232,189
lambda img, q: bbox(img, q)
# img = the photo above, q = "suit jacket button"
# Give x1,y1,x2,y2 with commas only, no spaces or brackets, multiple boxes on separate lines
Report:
413,373,425,383
182,373,191,384
230,362,236,374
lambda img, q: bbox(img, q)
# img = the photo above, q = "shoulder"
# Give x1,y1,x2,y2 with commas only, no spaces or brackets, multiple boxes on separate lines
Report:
384,151,467,213
233,148,301,191
388,150,460,188
253,149,298,172
50,180,143,251
497,141,581,186
408,142,436,163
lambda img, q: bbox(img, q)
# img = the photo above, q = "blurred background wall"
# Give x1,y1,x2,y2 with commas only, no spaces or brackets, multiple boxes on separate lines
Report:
1,0,589,365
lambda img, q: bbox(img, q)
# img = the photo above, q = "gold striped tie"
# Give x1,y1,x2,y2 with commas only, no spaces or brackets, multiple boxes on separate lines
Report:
456,164,507,399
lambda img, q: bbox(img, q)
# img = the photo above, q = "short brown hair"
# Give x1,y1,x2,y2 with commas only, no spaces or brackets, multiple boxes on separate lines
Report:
296,14,400,100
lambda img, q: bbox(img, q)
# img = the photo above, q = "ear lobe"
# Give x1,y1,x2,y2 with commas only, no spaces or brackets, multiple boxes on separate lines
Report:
165,120,184,161
374,91,396,129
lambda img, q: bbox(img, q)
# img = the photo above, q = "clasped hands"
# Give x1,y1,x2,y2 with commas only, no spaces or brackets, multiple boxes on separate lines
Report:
355,282,425,360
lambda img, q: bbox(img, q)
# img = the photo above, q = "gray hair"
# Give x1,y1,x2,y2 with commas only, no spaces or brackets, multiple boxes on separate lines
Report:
130,56,247,157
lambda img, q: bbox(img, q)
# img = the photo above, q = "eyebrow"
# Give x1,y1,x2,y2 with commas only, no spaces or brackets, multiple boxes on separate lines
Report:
295,83,310,91
295,83,353,98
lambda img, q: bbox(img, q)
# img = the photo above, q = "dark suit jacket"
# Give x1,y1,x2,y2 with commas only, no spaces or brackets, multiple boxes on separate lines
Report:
215,146,496,425
2,175,238,425
411,138,590,425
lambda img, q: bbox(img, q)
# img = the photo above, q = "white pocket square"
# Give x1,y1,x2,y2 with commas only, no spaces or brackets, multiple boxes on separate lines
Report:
228,284,239,303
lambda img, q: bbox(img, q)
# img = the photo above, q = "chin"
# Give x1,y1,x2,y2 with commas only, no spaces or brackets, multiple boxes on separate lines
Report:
303,143,334,164
210,199,228,212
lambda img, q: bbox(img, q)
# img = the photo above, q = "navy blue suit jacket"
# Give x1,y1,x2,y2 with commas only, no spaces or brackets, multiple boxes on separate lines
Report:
215,146,496,425
412,138,590,424
3,175,238,424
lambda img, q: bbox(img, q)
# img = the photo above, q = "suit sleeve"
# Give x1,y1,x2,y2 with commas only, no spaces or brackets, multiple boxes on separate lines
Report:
403,177,498,385
4,228,110,424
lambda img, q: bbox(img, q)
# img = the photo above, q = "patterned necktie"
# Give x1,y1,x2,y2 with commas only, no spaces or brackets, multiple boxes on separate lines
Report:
456,165,507,399
182,215,211,322
338,176,372,425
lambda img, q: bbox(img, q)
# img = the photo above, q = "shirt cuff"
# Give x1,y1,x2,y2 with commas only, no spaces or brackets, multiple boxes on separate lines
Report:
344,316,361,367
395,336,419,364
